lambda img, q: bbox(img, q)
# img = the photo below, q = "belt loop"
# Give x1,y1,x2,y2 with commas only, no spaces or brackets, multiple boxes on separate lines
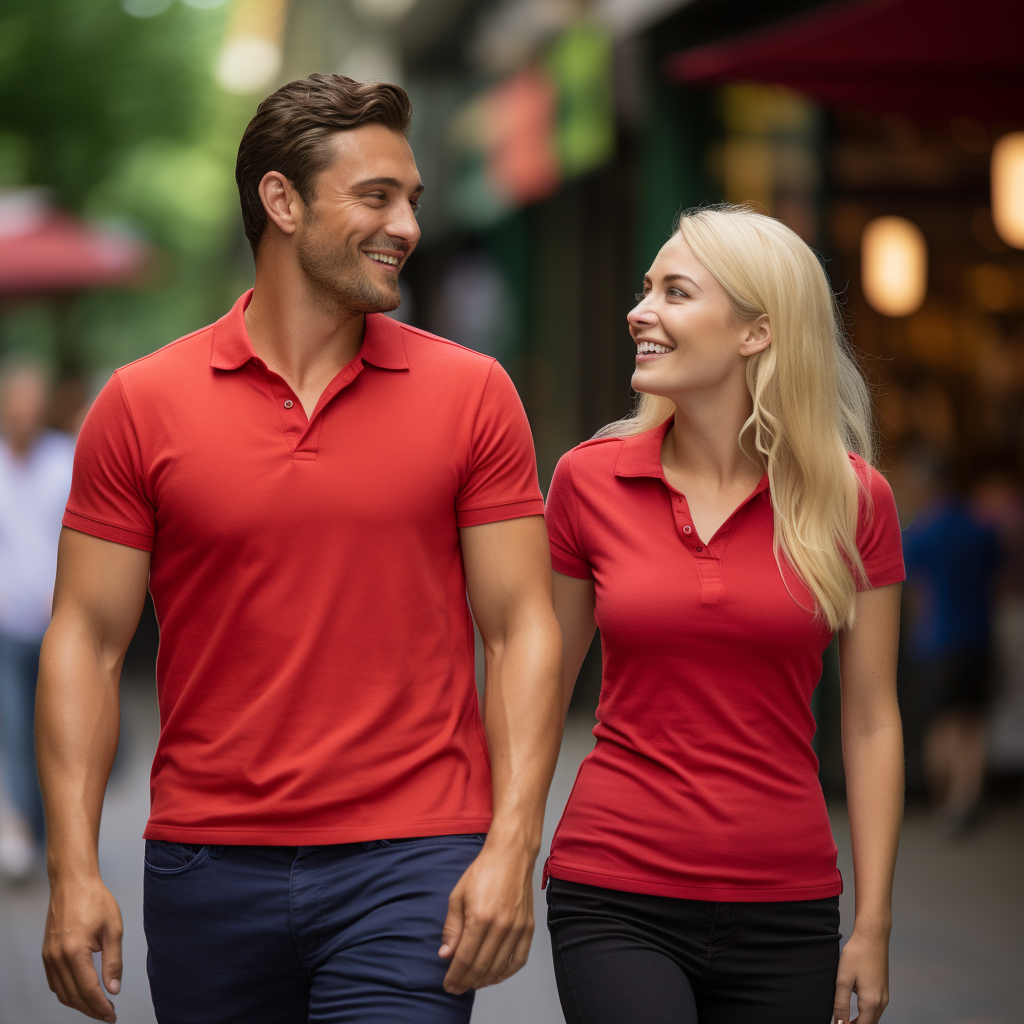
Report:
208,845,225,859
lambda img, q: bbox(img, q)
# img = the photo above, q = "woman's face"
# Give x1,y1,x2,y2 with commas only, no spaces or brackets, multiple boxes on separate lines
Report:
628,234,768,402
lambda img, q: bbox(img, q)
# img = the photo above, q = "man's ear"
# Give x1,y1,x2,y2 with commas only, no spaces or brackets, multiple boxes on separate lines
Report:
258,171,304,237
739,315,771,357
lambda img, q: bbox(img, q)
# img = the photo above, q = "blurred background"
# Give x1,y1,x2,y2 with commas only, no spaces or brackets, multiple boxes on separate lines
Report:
0,0,1021,1021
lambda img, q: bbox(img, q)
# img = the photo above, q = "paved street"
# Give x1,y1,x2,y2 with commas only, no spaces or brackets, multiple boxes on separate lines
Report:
1,680,1020,1024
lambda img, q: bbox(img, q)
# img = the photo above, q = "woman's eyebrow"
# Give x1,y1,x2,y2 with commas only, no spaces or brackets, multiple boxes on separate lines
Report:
662,274,700,290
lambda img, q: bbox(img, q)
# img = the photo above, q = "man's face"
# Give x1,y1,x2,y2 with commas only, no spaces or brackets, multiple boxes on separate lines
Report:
294,124,423,313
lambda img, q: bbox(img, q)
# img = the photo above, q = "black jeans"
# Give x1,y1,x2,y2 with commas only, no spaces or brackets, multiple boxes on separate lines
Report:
547,878,840,1024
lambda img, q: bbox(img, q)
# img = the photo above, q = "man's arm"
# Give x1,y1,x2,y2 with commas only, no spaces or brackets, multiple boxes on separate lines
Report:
439,515,562,995
37,528,151,1024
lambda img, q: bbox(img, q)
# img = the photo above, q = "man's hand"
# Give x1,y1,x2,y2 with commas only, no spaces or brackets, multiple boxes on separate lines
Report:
42,875,123,1022
438,839,535,994
833,927,890,1024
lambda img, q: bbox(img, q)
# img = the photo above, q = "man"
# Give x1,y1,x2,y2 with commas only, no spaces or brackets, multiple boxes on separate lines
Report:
38,75,562,1024
0,361,74,880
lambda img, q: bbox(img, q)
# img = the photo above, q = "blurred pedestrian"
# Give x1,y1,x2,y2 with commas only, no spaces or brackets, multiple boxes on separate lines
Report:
545,205,904,1024
0,359,74,880
36,75,561,1024
902,449,1000,832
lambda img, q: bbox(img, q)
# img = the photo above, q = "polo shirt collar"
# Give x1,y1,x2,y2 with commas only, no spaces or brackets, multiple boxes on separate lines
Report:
614,417,771,498
210,289,409,372
614,418,674,479
359,309,409,370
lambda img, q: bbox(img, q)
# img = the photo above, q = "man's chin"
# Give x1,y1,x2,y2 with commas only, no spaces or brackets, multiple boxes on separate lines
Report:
350,291,401,315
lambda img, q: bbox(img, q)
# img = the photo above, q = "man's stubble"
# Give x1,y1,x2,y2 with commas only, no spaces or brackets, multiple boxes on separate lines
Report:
296,216,403,316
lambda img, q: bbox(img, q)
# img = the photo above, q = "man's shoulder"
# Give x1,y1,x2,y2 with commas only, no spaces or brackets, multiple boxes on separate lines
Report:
114,322,216,392
393,320,496,375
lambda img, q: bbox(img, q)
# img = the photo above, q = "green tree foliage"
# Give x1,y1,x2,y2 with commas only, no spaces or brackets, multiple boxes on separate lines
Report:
0,0,256,372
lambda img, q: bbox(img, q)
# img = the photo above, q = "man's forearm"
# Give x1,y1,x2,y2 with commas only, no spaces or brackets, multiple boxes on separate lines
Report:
482,611,562,856
37,618,122,881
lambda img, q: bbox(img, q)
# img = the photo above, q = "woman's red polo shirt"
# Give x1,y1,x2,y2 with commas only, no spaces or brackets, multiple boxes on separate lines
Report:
543,420,904,901
64,290,545,845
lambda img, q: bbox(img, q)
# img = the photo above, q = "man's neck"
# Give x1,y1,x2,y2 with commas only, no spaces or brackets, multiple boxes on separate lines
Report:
243,261,366,416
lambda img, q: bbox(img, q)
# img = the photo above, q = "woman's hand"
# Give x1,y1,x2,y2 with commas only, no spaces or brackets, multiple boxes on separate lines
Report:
833,927,890,1024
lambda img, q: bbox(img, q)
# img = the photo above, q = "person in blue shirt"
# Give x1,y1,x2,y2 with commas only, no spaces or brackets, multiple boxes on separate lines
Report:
902,448,1000,832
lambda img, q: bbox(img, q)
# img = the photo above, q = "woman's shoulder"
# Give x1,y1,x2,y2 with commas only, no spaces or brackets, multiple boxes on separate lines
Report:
846,451,896,507
555,435,626,476
548,436,626,510
846,454,904,580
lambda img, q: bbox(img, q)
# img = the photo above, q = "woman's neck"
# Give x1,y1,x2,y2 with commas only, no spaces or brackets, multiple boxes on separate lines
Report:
663,381,762,487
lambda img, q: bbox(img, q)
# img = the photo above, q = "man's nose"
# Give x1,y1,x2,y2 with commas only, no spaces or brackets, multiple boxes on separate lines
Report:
387,204,421,249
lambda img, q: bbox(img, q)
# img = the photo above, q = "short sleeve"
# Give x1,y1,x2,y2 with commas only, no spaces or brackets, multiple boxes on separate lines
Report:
852,455,905,591
455,361,545,527
545,452,592,579
63,373,155,551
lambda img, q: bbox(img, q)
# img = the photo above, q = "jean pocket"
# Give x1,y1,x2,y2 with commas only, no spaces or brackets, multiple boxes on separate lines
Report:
144,840,209,875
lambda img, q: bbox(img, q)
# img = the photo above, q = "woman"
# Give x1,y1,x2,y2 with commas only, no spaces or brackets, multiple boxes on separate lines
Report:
544,205,904,1024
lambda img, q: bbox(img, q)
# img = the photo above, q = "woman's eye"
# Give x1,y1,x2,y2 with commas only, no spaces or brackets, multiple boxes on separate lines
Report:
668,288,687,298
634,292,646,302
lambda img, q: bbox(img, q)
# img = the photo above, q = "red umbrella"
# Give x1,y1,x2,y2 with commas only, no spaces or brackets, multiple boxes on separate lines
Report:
0,191,149,295
665,0,1024,122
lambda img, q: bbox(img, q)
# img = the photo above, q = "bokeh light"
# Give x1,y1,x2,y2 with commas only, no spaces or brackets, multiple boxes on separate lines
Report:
215,36,281,94
861,215,928,317
991,131,1024,249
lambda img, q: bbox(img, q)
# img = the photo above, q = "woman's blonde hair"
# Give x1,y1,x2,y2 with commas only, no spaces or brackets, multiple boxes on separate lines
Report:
597,204,874,631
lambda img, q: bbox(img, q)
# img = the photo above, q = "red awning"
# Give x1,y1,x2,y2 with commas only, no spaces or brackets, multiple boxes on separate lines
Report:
0,192,149,295
665,0,1024,122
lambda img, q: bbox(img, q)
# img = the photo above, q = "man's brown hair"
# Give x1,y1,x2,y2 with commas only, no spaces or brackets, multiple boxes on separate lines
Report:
235,74,413,254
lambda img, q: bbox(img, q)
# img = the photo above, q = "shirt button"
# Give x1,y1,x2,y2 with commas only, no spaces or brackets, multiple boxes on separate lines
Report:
284,400,293,409
696,546,703,552
683,525,692,534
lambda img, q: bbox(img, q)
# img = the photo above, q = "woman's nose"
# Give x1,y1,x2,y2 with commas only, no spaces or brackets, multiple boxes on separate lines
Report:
627,304,657,328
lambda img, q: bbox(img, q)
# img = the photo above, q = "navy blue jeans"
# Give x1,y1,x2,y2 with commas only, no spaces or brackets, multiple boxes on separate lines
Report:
144,834,485,1024
0,630,44,841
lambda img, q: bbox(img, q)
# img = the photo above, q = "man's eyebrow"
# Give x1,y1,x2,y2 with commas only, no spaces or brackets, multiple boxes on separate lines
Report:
351,176,425,193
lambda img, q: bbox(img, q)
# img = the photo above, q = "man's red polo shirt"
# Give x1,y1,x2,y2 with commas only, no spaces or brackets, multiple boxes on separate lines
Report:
543,420,904,900
64,290,545,845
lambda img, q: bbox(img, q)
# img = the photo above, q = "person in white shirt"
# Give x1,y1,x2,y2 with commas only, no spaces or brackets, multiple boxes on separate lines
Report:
0,361,75,880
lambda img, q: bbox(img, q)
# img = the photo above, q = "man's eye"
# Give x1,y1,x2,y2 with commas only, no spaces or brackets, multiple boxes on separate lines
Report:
410,199,422,214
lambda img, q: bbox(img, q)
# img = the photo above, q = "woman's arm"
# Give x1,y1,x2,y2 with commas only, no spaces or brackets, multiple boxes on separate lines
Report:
552,571,597,721
835,582,903,1024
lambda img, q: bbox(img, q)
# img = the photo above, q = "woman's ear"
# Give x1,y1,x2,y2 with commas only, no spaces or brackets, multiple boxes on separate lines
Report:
739,315,771,357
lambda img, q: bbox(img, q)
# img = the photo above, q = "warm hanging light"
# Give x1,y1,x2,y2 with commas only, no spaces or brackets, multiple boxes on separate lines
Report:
861,216,927,317
992,132,1024,249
